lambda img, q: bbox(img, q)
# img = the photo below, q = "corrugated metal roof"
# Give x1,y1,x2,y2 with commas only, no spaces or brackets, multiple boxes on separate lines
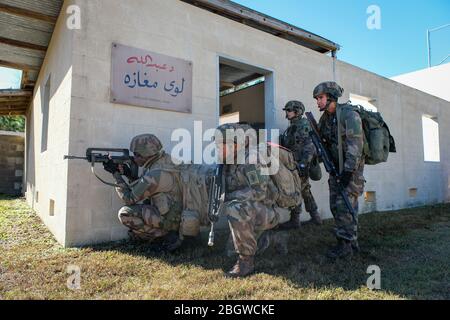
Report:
0,0,63,115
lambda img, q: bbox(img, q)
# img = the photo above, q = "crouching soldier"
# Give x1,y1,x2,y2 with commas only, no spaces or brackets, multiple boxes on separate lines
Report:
103,134,184,251
215,123,292,278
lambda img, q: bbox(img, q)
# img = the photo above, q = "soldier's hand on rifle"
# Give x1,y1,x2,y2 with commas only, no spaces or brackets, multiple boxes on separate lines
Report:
340,171,353,188
103,159,119,174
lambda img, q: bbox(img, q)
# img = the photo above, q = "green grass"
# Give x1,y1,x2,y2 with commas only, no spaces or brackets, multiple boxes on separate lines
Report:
0,194,449,300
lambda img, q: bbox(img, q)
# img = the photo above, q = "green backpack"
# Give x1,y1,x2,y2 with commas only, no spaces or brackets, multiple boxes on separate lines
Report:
341,104,396,165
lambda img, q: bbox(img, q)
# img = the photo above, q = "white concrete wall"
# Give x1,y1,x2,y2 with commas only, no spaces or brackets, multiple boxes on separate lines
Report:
58,0,450,246
391,63,450,102
25,1,75,245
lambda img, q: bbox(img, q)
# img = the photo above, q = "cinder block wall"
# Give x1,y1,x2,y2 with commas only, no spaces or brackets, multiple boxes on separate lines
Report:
25,0,75,245
0,131,24,196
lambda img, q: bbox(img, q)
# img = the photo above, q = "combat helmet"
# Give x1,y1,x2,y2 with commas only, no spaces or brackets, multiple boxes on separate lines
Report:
313,81,344,101
283,100,305,116
130,134,163,158
214,123,255,145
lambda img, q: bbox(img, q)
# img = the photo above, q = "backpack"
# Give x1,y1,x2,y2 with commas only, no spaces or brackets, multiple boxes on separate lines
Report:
265,142,303,208
341,104,396,165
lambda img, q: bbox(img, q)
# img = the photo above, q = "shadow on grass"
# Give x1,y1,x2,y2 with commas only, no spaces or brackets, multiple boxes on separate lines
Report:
89,203,450,299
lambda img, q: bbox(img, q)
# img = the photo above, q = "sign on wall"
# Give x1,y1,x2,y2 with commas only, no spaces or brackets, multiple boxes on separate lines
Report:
111,43,192,113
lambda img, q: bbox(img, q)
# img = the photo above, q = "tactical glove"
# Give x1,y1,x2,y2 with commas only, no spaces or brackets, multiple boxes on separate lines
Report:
103,159,119,174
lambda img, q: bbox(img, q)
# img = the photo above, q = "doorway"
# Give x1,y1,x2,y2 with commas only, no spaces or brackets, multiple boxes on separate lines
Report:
217,56,275,136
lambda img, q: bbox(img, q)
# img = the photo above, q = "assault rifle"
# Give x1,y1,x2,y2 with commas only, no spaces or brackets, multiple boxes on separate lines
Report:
207,164,224,246
305,112,357,223
64,148,138,187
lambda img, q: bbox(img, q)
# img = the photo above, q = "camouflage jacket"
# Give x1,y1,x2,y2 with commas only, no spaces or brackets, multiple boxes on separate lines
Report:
318,103,364,172
224,147,278,205
281,116,317,165
113,152,183,228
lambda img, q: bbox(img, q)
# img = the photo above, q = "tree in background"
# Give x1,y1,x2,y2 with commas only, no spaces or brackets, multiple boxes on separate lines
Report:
0,116,25,132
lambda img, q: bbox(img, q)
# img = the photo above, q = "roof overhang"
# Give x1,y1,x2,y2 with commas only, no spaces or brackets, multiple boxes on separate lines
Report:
0,0,63,116
181,0,340,54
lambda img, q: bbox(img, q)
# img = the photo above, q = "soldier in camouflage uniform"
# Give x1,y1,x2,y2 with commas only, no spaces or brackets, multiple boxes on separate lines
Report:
280,100,322,228
313,81,365,259
216,123,286,278
103,134,184,250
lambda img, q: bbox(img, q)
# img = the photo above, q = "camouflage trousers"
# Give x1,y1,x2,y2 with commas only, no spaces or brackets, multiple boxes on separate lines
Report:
118,204,179,241
291,176,318,216
222,200,280,256
328,162,365,241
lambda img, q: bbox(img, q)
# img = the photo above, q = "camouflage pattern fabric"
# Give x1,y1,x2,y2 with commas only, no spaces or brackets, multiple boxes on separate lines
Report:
318,103,365,173
313,81,344,100
318,103,365,241
281,117,317,166
328,161,365,241
118,204,168,241
221,143,282,256
283,100,305,115
300,175,318,213
130,134,163,158
281,114,318,215
113,152,183,240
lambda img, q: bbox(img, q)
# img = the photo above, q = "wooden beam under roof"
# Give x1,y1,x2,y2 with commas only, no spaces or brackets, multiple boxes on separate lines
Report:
0,36,48,52
0,3,57,23
0,59,40,71
0,89,33,97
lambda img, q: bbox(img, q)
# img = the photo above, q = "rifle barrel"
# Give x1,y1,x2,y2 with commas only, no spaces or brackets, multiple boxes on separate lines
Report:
64,155,87,160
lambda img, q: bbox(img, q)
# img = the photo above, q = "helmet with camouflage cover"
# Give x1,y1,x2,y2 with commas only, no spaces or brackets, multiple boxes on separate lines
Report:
283,100,305,115
214,122,255,145
130,134,162,158
313,81,344,101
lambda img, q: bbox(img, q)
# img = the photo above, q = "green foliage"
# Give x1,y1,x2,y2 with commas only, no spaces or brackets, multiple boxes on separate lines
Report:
0,116,25,132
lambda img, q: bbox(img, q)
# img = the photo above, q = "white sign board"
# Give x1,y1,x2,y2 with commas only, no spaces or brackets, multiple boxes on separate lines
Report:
111,43,192,113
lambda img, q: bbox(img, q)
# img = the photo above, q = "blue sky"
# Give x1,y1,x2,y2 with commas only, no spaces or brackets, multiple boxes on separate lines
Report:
233,0,450,78
0,1,448,88
0,67,22,90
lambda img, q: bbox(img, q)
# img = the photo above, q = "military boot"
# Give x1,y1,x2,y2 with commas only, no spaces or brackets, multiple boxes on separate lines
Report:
303,211,323,226
279,212,301,230
351,240,360,254
226,255,255,278
326,239,353,260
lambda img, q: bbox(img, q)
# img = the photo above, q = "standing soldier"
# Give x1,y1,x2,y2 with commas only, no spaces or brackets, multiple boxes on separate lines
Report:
280,100,322,227
215,123,288,278
313,82,365,258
